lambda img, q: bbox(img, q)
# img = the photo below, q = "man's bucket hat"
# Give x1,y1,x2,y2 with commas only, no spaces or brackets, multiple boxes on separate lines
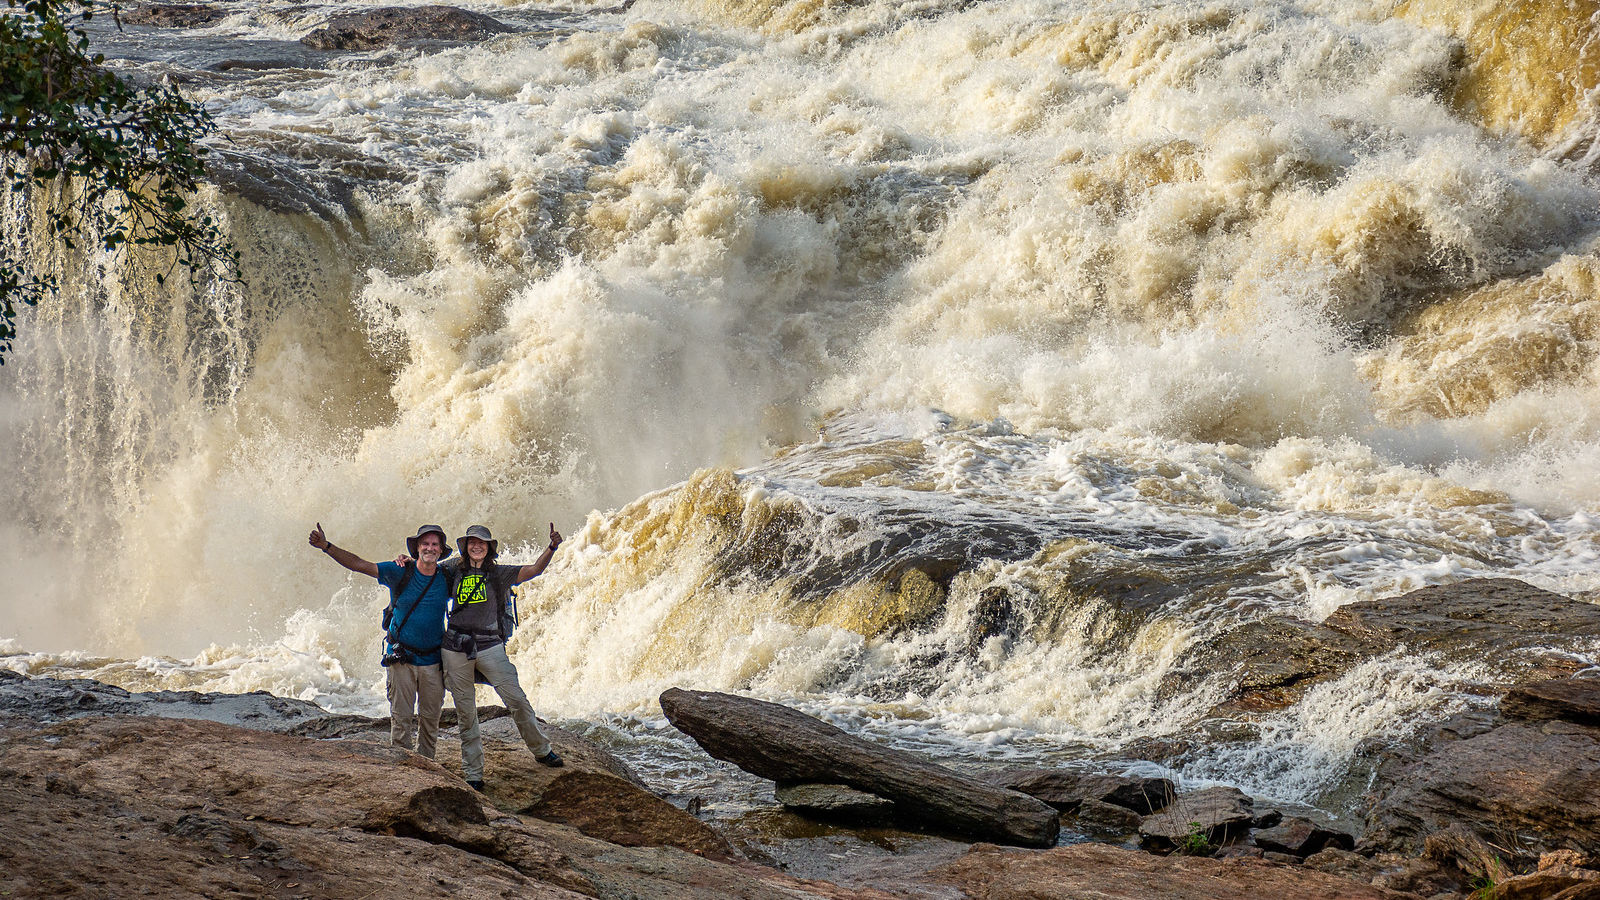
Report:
406,524,452,559
457,524,498,559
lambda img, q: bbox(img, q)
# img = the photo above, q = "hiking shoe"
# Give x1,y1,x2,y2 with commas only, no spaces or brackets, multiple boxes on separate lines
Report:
535,749,564,768
467,779,486,792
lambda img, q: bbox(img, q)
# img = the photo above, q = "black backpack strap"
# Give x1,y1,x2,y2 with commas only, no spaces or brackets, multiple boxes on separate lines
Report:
388,568,441,644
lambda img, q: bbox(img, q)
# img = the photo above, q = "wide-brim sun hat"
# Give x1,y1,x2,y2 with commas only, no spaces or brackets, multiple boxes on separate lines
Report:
457,524,498,559
406,524,453,559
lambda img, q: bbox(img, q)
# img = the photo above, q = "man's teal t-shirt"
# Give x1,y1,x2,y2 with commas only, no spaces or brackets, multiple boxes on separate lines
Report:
376,561,451,666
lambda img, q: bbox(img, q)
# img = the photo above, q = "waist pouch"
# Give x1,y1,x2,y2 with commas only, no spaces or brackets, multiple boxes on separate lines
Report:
381,640,434,668
442,629,501,659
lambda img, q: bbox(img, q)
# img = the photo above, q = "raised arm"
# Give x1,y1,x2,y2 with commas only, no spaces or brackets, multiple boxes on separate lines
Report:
308,522,380,579
512,523,563,585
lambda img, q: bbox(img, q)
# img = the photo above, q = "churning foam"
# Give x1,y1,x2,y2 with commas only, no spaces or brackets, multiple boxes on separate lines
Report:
3,0,1600,806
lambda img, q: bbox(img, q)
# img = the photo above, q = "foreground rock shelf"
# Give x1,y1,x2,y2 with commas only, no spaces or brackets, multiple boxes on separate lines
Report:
0,670,1429,899
7,578,1600,900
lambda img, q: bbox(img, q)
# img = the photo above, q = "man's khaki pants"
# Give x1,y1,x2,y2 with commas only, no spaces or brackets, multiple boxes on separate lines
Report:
386,662,445,759
442,641,551,781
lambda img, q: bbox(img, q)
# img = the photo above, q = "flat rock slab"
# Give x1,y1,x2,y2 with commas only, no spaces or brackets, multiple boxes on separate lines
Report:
660,688,1059,847
1363,716,1600,858
989,768,1174,814
776,782,897,818
0,713,895,899
927,842,1421,899
301,5,514,51
1324,578,1600,662
1502,678,1600,727
0,670,328,730
1254,816,1355,858
1140,786,1274,849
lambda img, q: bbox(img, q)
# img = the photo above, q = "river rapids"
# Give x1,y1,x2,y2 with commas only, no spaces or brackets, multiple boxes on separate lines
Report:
4,0,1600,838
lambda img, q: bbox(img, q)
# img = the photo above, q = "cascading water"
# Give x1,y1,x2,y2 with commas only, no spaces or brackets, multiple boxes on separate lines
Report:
3,0,1600,828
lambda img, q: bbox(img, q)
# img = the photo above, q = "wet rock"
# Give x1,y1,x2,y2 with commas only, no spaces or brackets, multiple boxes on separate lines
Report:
1253,816,1356,858
775,782,897,819
1071,798,1143,837
1323,578,1600,675
1361,708,1600,861
927,841,1421,899
1171,618,1368,714
1171,579,1600,715
122,3,228,27
1139,786,1268,851
300,5,515,51
660,687,1060,847
1502,677,1600,727
987,769,1174,814
0,674,327,730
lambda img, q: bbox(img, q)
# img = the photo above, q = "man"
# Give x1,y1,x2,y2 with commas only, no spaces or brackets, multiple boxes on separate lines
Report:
440,523,564,790
309,523,452,759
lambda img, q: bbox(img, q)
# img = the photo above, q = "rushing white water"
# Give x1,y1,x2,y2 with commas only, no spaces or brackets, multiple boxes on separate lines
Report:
4,0,1600,816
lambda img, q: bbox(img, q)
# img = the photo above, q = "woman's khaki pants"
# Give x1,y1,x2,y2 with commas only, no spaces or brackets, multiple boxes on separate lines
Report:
442,642,551,781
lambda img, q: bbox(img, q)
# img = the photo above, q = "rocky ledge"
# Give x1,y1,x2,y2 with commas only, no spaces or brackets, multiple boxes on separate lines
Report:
4,580,1600,898
0,668,1461,899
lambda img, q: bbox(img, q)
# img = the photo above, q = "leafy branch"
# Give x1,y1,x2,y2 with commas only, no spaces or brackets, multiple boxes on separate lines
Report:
0,0,240,362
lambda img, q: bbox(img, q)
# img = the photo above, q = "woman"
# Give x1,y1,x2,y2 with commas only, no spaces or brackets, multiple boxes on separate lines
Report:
438,522,565,791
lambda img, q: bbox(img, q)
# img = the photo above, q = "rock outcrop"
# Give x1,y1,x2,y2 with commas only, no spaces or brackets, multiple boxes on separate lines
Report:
0,703,880,899
930,842,1421,899
123,3,228,27
300,5,515,51
660,687,1060,847
1361,677,1600,863
1170,578,1600,715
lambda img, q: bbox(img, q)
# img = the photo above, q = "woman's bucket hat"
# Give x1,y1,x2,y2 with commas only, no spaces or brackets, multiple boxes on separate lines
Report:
457,524,498,559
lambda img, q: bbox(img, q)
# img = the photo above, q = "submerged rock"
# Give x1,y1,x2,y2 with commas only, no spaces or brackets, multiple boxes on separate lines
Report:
660,687,1060,847
300,5,515,51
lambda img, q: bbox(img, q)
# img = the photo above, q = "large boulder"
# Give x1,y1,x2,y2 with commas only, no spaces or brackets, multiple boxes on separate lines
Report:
660,688,1059,847
1253,816,1356,858
300,6,515,51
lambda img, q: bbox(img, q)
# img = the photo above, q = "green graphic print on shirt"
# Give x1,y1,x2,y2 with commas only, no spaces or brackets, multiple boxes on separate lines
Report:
455,573,488,610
